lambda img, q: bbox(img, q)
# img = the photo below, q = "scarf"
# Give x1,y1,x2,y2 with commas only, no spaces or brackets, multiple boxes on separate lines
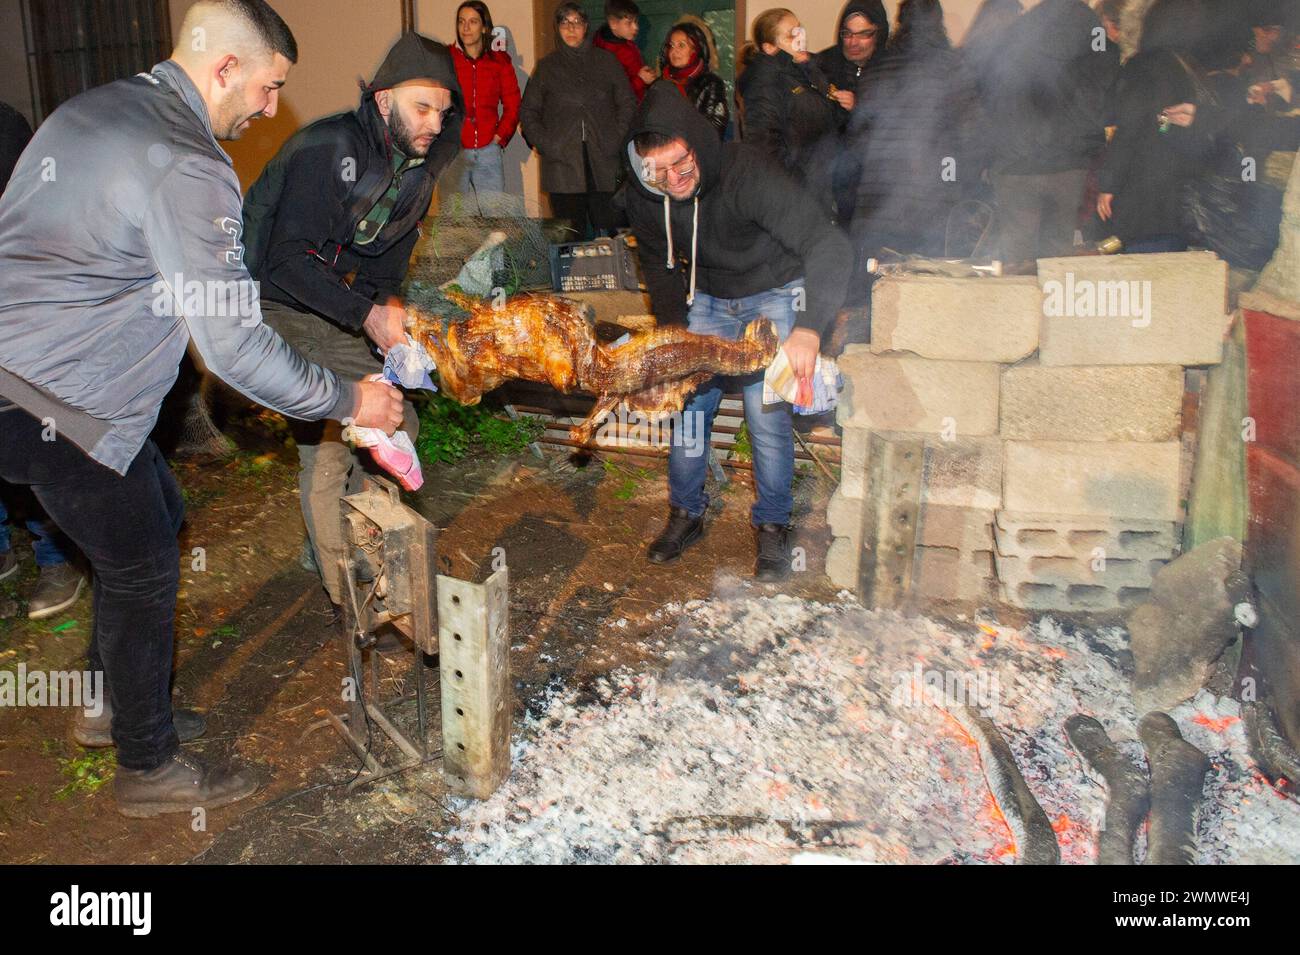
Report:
665,53,705,97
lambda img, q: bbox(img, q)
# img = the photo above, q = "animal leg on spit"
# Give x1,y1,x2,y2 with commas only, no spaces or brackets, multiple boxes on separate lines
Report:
581,319,778,394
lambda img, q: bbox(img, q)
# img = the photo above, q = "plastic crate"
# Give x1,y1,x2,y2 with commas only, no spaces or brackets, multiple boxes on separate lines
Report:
549,234,643,293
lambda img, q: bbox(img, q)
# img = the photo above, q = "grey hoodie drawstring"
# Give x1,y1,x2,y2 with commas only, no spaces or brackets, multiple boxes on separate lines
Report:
663,194,673,269
688,197,698,306
662,193,699,307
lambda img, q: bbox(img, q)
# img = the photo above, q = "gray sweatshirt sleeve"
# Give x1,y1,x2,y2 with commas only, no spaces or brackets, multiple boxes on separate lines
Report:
142,156,356,422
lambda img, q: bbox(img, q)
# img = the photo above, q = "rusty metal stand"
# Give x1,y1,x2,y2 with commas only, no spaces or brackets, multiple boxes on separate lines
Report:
328,477,511,796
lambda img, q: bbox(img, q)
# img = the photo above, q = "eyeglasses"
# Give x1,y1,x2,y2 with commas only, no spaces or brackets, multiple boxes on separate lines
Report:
642,154,696,187
840,27,879,40
558,18,586,28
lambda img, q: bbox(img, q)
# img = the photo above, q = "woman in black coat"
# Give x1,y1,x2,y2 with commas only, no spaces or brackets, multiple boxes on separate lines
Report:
737,7,842,210
849,0,974,258
520,2,636,238
656,20,729,139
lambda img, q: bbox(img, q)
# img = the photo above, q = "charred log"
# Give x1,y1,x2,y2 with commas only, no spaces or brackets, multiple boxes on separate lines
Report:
1065,715,1151,865
1138,711,1210,865
954,706,1060,865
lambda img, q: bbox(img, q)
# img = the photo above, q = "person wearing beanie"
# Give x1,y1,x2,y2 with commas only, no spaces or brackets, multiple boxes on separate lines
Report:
242,30,463,616
815,1,889,224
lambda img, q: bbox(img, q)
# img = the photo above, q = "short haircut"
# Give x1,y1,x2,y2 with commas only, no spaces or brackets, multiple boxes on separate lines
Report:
555,2,588,25
606,0,640,21
228,0,298,62
633,130,678,155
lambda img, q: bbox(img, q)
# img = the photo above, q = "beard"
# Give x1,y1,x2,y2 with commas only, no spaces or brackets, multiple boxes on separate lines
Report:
213,84,259,140
389,104,433,158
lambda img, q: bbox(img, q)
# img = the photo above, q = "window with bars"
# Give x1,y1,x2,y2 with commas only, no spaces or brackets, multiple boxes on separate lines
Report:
21,0,173,124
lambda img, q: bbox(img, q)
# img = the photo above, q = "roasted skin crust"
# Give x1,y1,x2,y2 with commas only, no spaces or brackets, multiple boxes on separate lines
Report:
407,291,778,443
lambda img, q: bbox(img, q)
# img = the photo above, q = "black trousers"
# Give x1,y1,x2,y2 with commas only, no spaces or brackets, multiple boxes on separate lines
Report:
548,141,620,240
0,403,184,770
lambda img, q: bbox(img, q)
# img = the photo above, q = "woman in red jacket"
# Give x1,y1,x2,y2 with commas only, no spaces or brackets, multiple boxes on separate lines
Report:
450,1,522,214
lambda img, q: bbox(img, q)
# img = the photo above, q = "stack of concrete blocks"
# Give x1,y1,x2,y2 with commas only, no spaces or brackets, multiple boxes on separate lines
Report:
827,252,1233,612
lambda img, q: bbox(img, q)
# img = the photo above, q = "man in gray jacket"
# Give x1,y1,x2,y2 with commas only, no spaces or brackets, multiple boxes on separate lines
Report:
0,0,404,817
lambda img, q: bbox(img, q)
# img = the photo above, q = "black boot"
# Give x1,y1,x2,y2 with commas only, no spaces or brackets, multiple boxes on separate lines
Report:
754,523,792,582
647,506,705,564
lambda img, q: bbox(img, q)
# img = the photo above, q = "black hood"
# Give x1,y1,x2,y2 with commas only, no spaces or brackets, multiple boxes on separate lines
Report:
368,32,463,100
361,32,463,174
836,0,889,47
624,81,723,201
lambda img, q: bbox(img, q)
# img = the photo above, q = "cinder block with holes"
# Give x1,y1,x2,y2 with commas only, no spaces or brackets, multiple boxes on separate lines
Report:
994,510,1180,561
994,552,1167,611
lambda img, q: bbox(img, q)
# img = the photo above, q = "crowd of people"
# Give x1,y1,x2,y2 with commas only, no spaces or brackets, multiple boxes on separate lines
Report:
436,0,1298,279
0,0,1295,817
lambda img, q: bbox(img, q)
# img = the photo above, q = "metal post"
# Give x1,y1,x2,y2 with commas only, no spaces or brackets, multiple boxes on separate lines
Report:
438,569,511,798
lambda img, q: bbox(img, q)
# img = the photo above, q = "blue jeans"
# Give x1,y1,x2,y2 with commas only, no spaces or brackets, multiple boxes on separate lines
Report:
669,279,799,527
454,145,515,216
0,492,71,566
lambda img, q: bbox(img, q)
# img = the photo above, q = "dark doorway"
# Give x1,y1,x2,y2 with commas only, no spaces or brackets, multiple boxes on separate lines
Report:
20,0,173,124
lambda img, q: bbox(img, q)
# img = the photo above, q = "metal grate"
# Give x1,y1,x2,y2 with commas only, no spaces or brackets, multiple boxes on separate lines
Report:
21,0,173,123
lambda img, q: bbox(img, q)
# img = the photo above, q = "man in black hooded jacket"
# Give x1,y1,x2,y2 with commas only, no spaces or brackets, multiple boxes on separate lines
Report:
242,32,462,614
619,84,852,581
816,1,889,225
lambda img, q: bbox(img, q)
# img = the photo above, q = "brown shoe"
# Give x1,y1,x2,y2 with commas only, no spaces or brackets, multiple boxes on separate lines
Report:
114,752,260,818
26,563,86,620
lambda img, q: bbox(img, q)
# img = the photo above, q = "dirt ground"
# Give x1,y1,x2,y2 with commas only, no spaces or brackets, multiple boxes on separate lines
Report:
0,404,864,864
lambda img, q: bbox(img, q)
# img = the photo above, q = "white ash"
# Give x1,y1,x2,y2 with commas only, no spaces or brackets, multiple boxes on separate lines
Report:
441,582,1300,864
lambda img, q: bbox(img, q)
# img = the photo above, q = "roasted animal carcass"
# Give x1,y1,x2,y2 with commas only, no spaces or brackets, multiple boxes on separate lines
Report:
406,291,778,443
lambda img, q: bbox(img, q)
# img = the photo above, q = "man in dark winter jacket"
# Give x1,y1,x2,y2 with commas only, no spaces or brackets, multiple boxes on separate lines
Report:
816,1,889,224
243,32,462,613
981,0,1119,263
816,0,888,96
620,85,852,581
